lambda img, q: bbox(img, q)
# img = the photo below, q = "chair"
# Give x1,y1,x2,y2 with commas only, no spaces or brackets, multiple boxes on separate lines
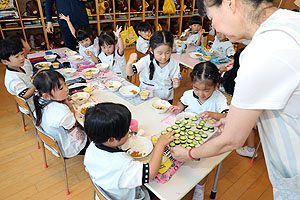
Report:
87,173,112,200
250,139,261,164
203,35,215,49
35,126,71,195
13,96,40,149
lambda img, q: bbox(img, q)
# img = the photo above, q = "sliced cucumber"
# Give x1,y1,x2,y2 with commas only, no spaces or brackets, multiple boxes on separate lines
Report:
166,127,173,132
175,120,181,124
188,135,195,140
181,144,187,148
172,125,178,130
192,117,198,121
202,127,208,131
195,136,201,141
161,130,167,135
185,125,191,129
201,133,208,139
187,139,193,144
169,142,175,147
174,140,180,145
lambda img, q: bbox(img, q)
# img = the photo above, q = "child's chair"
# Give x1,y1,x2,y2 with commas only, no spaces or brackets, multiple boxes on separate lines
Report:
13,96,40,149
87,173,112,200
35,125,72,195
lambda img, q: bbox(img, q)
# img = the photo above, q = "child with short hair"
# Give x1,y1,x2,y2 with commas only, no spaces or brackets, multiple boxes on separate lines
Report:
59,13,99,60
0,38,36,113
170,61,229,200
126,31,180,103
136,22,152,54
181,16,205,46
211,31,235,58
86,26,127,78
84,102,174,199
33,70,88,158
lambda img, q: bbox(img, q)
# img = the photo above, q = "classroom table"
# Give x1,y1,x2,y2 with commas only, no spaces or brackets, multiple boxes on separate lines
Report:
171,46,202,69
76,87,230,200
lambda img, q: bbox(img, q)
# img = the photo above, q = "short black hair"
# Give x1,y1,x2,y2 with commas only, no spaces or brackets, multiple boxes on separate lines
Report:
99,31,116,47
190,61,221,86
137,22,152,32
76,27,94,42
84,103,131,144
189,16,203,26
0,38,23,61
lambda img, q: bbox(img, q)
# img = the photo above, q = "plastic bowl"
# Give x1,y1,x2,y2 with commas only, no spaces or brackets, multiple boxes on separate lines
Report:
78,102,97,118
119,85,140,97
68,55,83,61
82,68,100,79
65,50,77,57
71,92,90,105
61,68,76,78
44,54,57,62
105,81,122,92
152,99,171,114
96,63,109,72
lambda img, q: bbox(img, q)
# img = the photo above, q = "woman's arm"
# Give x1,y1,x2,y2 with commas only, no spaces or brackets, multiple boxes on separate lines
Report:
171,105,261,161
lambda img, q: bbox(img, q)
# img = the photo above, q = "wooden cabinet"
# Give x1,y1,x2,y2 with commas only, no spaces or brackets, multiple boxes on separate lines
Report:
0,0,199,50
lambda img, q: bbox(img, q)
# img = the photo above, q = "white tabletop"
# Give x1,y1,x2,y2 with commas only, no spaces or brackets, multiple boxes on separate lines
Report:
171,46,201,69
77,88,230,200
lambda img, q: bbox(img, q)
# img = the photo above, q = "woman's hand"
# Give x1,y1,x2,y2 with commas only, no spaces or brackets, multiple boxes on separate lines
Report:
214,118,226,134
59,13,70,21
46,22,54,33
172,78,180,89
170,145,189,162
169,105,182,115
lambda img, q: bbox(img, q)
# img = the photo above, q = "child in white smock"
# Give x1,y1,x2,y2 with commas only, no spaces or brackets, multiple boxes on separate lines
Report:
126,31,180,103
211,31,235,58
181,16,205,46
136,22,152,54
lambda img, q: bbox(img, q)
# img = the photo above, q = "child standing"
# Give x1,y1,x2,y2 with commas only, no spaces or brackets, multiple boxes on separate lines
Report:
59,14,99,60
84,102,174,199
0,38,36,113
211,31,235,58
33,70,88,158
170,61,229,200
126,31,180,103
136,22,152,54
86,26,126,78
181,16,205,46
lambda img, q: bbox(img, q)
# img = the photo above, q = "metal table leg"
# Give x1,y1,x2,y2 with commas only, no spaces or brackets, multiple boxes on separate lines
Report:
210,162,223,199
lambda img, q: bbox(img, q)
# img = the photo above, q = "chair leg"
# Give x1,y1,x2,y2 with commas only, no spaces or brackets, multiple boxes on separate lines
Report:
184,68,189,85
34,128,40,149
16,102,20,113
21,112,26,132
39,139,48,168
250,140,261,164
61,158,70,195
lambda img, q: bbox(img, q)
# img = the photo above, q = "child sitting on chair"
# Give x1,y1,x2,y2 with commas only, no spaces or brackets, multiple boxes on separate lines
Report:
181,16,205,46
136,22,152,54
211,31,235,58
84,102,174,200
0,37,36,113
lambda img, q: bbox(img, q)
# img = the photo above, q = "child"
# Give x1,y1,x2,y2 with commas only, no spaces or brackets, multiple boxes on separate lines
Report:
211,31,235,58
136,22,152,54
181,16,205,46
83,102,174,199
33,70,88,158
170,61,229,200
126,31,180,103
86,26,126,78
59,14,99,60
0,38,36,113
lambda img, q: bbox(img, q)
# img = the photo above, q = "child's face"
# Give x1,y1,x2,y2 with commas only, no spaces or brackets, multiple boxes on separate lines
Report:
151,44,172,66
216,32,227,41
21,39,31,55
2,51,25,68
189,24,202,33
138,30,152,39
101,42,115,55
193,79,217,102
50,79,69,101
79,38,92,48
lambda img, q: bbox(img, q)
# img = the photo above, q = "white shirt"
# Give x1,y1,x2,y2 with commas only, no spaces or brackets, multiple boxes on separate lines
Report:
180,89,228,114
136,36,149,54
84,142,147,200
41,102,87,158
133,55,180,100
79,37,99,61
98,50,126,78
211,37,235,57
231,9,300,198
181,29,201,45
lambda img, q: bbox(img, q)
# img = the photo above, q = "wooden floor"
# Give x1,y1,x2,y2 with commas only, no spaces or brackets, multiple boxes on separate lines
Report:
0,47,273,200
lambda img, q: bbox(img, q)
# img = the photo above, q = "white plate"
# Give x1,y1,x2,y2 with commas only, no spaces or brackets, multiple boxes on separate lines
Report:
65,50,77,56
68,83,87,89
121,136,153,159
78,102,97,118
68,55,83,61
82,68,100,76
34,62,52,69
189,52,203,59
119,85,140,97
71,92,90,105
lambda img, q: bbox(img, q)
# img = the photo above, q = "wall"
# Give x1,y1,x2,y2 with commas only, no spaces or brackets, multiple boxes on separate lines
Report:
273,0,299,10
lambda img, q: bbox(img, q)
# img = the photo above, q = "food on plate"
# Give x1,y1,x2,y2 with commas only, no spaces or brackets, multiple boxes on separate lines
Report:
129,151,143,157
34,62,51,69
154,105,168,110
130,90,137,95
80,107,88,115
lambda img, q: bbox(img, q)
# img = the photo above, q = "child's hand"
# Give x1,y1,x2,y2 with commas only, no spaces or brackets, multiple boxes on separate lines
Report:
200,28,205,35
59,13,70,21
84,49,94,57
156,131,175,147
114,25,122,38
172,78,180,89
199,111,216,120
128,53,138,63
63,98,75,114
169,105,182,115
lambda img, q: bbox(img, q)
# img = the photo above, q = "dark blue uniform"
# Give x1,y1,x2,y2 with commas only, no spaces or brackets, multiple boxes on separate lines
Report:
45,0,90,50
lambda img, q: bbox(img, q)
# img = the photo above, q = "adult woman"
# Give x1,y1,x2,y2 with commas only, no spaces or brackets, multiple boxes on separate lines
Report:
170,0,300,198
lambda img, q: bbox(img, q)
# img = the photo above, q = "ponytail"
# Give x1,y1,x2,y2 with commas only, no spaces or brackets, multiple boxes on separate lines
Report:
149,53,155,80
33,93,43,126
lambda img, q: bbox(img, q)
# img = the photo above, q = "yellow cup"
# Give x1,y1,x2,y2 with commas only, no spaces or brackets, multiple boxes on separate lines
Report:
52,62,60,69
139,90,149,100
204,56,211,61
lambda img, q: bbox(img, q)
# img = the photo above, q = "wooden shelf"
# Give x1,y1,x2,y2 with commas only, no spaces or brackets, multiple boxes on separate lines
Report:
0,0,200,49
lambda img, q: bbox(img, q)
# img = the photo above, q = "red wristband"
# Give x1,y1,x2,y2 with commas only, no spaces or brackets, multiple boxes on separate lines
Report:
188,148,200,161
